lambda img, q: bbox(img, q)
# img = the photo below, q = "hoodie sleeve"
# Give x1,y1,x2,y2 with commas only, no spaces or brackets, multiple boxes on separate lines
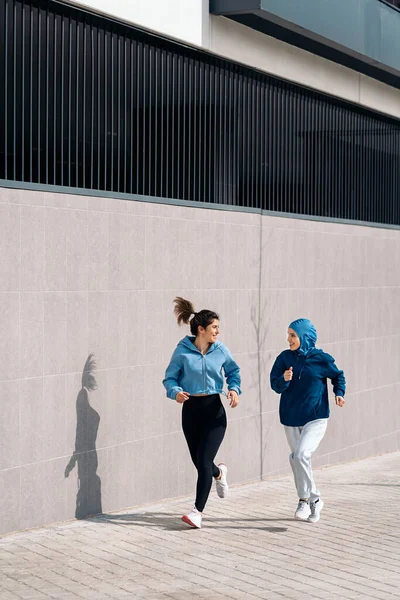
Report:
222,346,242,395
162,347,184,400
270,353,291,394
324,354,346,397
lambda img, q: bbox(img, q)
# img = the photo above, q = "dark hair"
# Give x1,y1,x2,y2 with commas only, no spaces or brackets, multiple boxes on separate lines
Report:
173,297,219,336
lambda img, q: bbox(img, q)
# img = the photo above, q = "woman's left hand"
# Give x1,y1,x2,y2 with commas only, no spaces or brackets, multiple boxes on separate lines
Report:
335,396,345,407
227,390,239,408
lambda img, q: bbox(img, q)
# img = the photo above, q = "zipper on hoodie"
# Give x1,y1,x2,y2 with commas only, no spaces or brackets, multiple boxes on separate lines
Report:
202,354,206,393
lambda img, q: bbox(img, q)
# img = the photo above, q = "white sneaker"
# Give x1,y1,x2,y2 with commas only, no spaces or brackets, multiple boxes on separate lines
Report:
181,507,202,529
308,499,324,523
215,463,229,498
294,499,311,520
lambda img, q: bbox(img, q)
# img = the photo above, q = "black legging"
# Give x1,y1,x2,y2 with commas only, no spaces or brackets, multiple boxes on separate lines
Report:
182,394,227,512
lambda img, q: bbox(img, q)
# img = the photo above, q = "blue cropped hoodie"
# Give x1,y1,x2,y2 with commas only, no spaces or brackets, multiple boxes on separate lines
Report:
270,319,346,427
163,336,242,400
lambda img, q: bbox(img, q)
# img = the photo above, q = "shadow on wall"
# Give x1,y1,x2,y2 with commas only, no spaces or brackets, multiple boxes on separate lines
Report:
64,354,102,519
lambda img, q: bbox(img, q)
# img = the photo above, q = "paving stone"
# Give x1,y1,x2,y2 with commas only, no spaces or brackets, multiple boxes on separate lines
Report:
1,453,400,599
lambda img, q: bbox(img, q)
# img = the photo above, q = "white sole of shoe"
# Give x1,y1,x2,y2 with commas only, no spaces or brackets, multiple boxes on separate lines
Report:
181,515,201,529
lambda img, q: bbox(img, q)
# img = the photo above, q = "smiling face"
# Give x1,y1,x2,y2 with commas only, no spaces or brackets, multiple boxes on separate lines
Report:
287,328,300,351
198,319,220,345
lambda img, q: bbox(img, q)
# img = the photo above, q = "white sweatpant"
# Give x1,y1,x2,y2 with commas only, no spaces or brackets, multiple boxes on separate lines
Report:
284,418,328,502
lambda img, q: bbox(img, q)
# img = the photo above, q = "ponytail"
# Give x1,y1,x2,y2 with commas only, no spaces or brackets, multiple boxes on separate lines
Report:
173,297,219,336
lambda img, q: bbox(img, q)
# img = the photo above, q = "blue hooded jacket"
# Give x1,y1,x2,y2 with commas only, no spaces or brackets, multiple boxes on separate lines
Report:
163,336,242,400
270,318,346,427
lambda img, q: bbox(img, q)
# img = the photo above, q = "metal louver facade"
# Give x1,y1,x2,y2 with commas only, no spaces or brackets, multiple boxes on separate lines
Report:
1,0,400,224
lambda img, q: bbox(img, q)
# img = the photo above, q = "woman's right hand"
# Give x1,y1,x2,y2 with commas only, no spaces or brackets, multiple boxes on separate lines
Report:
175,391,190,403
283,366,293,382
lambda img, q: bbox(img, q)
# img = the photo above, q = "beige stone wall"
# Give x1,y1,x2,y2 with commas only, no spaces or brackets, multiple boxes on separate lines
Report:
1,186,399,535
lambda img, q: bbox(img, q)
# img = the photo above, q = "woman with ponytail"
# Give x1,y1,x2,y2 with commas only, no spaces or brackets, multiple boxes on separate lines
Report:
163,297,241,529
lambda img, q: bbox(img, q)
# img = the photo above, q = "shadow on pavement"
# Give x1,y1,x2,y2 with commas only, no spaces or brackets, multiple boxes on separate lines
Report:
92,512,288,533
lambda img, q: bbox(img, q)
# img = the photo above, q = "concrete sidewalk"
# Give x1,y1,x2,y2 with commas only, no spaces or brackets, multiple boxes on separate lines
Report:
1,452,400,600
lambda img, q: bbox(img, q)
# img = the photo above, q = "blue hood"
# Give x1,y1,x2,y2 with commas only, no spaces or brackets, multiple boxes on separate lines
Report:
289,318,317,356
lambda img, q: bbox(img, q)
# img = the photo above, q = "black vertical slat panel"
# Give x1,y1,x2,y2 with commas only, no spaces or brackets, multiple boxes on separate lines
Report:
326,102,332,218
204,61,209,202
222,65,228,204
380,122,386,224
75,19,80,188
250,78,255,208
384,122,390,224
148,44,153,196
0,0,6,179
36,6,41,182
160,49,165,198
237,71,243,206
177,52,182,200
198,60,203,202
361,113,367,222
53,11,58,185
233,70,239,207
375,120,382,224
103,28,108,190
208,62,213,204
395,130,400,224
154,48,163,196
337,105,343,220
242,75,247,207
255,77,261,210
67,17,72,187
123,36,127,193
307,95,313,216
260,79,266,211
283,85,289,213
90,25,95,190
165,51,171,198
266,82,273,211
277,86,284,212
60,13,64,185
320,100,326,217
392,127,397,224
187,56,193,200
142,43,148,195
22,1,27,181
355,110,360,221
4,0,9,180
129,39,135,194
110,31,115,191
316,96,321,216
212,63,217,204
296,92,303,215
13,0,18,180
139,39,144,194
366,117,373,223
355,111,361,221
246,77,251,207
192,59,198,201
339,108,345,220
290,88,297,214
136,41,141,194
271,83,278,212
116,34,121,193
332,104,337,218
97,27,102,191
218,65,223,204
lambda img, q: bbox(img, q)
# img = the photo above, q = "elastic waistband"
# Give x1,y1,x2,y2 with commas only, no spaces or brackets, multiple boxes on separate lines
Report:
188,393,220,401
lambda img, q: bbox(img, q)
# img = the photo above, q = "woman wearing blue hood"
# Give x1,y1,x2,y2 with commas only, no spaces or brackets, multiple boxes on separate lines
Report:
270,318,346,523
163,297,241,529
